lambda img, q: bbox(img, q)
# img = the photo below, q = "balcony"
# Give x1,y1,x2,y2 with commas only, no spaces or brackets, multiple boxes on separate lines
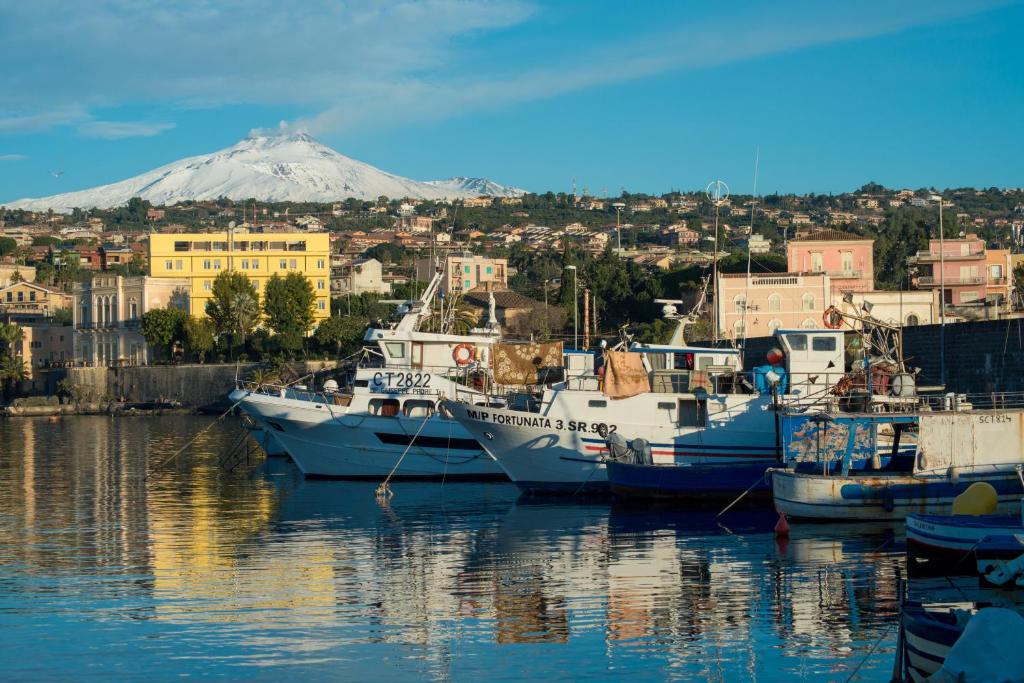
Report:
917,275,985,286
824,270,864,279
908,249,984,263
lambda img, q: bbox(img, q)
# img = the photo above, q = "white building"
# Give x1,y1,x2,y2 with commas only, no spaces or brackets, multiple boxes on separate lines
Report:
73,275,190,366
331,257,392,296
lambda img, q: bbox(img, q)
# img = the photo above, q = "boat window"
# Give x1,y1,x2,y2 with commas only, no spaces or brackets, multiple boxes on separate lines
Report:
403,400,435,418
812,336,837,351
384,342,406,359
674,352,695,370
788,334,808,351
369,398,400,417
657,402,674,410
678,399,707,427
354,379,368,388
588,400,607,408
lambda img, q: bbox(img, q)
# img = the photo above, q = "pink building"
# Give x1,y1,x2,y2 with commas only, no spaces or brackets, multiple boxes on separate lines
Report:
786,230,874,296
716,272,832,339
907,235,998,307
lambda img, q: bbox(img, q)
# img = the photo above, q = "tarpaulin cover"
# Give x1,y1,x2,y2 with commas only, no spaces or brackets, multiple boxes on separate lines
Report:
492,342,563,386
603,351,650,399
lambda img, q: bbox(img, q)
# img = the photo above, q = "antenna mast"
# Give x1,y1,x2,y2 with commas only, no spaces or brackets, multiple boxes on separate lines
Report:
706,179,730,344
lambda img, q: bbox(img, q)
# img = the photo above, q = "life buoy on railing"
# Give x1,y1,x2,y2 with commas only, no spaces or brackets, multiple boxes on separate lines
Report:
452,343,475,366
823,306,844,329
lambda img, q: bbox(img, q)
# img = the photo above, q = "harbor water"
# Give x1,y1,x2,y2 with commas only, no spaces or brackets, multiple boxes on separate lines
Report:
0,416,905,681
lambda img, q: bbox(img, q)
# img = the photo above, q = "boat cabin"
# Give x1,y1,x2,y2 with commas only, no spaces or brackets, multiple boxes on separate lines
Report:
774,329,845,394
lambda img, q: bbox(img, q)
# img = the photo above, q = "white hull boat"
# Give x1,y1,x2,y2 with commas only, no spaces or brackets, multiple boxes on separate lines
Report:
232,385,502,479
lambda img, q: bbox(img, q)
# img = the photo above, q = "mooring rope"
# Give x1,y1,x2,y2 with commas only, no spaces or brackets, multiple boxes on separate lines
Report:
715,472,770,518
152,390,252,471
375,408,434,502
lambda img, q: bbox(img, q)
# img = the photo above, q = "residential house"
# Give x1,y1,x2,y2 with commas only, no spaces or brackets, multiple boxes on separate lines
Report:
99,244,135,271
415,255,508,295
0,281,72,318
786,229,874,297
462,289,545,335
907,234,1010,310
716,272,832,339
395,215,434,233
331,257,392,296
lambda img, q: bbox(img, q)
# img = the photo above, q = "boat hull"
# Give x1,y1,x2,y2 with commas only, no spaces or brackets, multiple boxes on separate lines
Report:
772,469,1024,521
231,389,505,479
444,398,779,494
607,460,774,501
901,604,963,683
907,512,1024,574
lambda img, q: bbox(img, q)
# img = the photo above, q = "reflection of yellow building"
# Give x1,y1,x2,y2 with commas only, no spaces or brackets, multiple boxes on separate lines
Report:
148,232,331,323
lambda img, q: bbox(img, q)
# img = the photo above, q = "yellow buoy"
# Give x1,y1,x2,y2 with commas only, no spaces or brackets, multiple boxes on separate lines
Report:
951,481,999,516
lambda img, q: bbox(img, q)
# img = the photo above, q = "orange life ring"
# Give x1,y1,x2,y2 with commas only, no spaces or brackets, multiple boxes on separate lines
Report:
452,343,475,366
823,306,844,329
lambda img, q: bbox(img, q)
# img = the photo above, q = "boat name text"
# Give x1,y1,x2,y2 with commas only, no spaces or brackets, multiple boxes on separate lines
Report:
465,408,617,434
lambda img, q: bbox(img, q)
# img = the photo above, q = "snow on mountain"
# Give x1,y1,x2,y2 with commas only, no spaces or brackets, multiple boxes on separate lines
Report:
3,133,525,212
424,176,525,198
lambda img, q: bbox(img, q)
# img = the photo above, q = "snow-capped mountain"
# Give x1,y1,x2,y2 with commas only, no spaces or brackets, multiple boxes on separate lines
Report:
425,176,525,198
3,133,525,212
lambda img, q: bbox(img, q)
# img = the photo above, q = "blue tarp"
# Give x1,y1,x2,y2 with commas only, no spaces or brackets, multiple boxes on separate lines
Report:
752,364,787,394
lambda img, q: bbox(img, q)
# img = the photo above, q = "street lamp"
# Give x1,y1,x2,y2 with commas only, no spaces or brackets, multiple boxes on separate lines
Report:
612,203,625,252
929,193,946,386
566,265,578,349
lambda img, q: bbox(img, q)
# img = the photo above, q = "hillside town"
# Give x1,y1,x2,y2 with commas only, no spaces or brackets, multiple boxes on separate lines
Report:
1,184,1023,397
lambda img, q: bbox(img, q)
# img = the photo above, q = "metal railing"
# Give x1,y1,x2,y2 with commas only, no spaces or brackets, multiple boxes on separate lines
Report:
909,249,984,261
917,275,984,286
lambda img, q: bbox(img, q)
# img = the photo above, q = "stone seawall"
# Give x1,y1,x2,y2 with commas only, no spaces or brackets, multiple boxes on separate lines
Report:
60,361,338,409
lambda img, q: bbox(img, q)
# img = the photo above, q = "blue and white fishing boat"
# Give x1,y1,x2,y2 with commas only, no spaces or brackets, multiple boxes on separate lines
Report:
895,578,1024,682
772,408,1024,520
907,502,1024,574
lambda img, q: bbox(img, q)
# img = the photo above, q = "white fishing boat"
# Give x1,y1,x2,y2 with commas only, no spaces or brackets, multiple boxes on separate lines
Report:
771,407,1024,520
230,261,507,479
444,318,863,493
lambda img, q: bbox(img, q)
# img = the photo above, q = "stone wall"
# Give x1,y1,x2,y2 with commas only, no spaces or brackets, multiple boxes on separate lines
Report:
61,361,338,408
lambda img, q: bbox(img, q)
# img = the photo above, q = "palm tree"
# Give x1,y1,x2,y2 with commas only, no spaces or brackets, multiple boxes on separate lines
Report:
0,322,23,356
421,302,480,335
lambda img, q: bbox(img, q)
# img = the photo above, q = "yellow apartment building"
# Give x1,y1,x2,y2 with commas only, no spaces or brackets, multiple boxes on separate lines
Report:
148,232,331,324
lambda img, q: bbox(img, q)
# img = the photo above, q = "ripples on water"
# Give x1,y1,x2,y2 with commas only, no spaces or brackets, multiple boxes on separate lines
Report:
0,416,905,681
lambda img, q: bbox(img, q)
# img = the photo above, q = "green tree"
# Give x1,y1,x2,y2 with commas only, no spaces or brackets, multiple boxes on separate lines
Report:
0,236,17,257
140,307,187,359
183,315,215,363
205,270,260,353
313,315,367,356
263,272,315,353
0,323,26,397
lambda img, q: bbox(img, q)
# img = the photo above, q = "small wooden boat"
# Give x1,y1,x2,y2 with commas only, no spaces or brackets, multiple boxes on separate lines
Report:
772,410,1024,521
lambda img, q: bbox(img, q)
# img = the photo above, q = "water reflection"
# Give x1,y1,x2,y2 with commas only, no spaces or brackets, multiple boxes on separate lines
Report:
0,416,904,680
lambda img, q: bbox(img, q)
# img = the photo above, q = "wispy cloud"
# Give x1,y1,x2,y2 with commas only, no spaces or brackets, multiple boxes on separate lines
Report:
0,0,1014,138
78,120,176,139
0,154,27,161
0,106,88,133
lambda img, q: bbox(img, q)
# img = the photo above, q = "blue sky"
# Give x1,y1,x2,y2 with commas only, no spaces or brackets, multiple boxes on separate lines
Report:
1,0,1022,202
